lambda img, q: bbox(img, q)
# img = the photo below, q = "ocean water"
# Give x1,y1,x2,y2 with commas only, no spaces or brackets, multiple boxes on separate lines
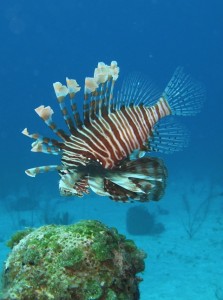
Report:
0,0,222,299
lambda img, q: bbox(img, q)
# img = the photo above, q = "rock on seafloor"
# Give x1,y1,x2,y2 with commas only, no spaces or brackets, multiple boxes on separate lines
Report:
1,220,146,300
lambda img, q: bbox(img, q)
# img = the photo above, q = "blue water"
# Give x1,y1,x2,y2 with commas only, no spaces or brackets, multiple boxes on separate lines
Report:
0,1,222,299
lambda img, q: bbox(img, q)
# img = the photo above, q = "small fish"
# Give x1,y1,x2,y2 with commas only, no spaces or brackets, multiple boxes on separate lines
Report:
23,61,204,202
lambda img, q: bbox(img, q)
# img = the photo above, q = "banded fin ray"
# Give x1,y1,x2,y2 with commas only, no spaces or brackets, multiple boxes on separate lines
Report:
89,157,168,202
53,79,82,132
83,61,119,123
34,105,70,141
22,128,62,155
25,165,63,177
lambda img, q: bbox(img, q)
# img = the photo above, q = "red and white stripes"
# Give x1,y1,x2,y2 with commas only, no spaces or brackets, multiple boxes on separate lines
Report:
62,99,171,169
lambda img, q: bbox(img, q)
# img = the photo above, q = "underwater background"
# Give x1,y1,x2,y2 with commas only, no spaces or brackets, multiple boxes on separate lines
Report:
0,0,222,299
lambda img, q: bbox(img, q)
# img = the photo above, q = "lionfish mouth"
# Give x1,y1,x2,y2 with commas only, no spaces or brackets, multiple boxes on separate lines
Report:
22,60,204,202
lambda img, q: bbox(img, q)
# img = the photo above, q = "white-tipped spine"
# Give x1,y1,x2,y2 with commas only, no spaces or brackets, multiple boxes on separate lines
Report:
53,82,69,98
35,105,54,121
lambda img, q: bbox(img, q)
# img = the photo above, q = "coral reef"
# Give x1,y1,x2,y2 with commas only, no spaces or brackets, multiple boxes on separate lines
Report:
6,228,34,249
2,220,146,300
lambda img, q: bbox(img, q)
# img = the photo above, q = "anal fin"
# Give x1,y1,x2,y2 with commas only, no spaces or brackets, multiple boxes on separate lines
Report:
149,118,189,153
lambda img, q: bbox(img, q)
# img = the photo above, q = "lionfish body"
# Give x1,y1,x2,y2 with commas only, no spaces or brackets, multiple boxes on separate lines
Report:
62,98,170,169
23,61,204,202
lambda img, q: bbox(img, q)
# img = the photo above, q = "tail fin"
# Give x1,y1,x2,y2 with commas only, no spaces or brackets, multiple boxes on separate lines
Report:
162,67,205,116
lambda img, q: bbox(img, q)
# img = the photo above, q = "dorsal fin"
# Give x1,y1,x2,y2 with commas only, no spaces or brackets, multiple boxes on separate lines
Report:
34,105,69,141
66,78,83,129
83,61,119,124
116,72,161,110
53,82,76,133
21,128,63,155
53,79,82,132
22,128,60,146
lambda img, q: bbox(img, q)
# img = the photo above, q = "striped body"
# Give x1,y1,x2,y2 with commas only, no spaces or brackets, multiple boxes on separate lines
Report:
62,99,171,169
23,61,204,201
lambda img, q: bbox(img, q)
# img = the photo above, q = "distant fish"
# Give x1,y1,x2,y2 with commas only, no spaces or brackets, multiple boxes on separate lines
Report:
23,61,204,202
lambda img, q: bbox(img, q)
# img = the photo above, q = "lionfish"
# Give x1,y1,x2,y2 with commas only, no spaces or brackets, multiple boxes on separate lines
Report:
23,61,204,202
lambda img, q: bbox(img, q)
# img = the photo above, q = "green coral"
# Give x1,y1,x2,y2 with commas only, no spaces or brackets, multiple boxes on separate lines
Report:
2,220,146,300
6,228,34,249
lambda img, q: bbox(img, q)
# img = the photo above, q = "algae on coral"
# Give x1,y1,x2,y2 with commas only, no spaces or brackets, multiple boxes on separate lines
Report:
2,220,146,300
